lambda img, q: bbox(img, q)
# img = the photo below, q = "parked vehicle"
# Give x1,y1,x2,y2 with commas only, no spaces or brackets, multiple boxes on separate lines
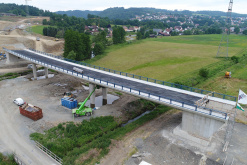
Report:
13,98,25,106
27,64,33,69
73,67,83,74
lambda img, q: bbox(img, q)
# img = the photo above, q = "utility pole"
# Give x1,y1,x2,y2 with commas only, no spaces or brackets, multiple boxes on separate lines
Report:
216,0,233,58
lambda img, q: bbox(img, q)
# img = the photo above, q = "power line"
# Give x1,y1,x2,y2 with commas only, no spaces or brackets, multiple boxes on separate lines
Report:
216,0,233,58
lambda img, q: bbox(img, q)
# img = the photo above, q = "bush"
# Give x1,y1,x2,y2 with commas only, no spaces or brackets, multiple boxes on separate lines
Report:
67,51,76,61
93,42,105,56
231,56,239,63
199,68,209,78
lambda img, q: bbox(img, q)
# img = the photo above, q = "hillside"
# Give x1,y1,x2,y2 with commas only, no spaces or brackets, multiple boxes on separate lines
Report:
56,10,101,19
55,7,247,19
0,3,51,16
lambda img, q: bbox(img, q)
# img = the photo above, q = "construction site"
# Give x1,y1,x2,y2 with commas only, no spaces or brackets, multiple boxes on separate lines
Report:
0,1,247,165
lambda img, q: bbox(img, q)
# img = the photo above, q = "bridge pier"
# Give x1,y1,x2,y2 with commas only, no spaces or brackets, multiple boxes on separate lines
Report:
6,52,22,64
89,83,96,108
32,63,37,80
180,111,225,139
44,67,48,78
102,87,108,105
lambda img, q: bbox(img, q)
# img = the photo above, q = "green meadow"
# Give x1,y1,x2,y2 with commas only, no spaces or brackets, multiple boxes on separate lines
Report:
29,25,55,35
91,34,246,81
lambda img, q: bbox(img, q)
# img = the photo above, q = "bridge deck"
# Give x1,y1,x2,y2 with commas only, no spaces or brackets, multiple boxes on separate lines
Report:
4,48,236,120
13,49,200,105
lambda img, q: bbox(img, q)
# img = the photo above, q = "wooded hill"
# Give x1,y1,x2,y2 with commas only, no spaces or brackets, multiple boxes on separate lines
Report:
56,7,247,19
0,3,52,16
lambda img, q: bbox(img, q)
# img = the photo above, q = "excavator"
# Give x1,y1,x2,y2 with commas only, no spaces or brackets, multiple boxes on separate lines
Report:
72,86,96,117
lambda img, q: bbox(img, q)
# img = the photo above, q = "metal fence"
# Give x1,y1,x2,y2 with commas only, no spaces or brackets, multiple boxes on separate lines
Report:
28,48,236,102
35,141,63,165
4,48,228,120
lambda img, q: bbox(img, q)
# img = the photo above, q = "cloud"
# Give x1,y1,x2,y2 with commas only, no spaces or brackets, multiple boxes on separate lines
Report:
1,0,246,14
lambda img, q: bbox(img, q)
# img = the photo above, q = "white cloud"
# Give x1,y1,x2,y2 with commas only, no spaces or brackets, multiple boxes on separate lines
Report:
1,0,246,14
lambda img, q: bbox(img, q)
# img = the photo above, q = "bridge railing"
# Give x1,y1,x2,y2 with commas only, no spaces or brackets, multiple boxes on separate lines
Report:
65,58,237,102
5,48,228,120
28,48,63,59
27,48,236,102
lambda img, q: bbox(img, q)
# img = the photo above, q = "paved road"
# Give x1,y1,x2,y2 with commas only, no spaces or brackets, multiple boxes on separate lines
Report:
13,50,201,105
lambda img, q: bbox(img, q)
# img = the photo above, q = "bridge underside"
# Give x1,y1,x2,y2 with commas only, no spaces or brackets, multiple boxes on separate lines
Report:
5,49,235,143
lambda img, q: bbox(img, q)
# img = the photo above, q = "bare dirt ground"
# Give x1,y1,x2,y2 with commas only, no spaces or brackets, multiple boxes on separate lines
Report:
0,17,63,55
100,110,247,165
0,63,139,164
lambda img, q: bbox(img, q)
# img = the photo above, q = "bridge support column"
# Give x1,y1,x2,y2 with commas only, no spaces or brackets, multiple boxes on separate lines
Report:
89,83,96,108
32,63,37,80
181,111,225,139
44,67,48,78
6,52,22,64
102,87,108,105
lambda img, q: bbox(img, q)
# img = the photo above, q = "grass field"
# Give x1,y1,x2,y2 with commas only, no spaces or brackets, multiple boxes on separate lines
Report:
91,35,246,81
197,56,247,96
152,34,247,48
30,25,49,35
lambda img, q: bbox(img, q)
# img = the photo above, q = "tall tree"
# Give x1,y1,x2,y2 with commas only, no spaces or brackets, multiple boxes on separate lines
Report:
112,26,126,44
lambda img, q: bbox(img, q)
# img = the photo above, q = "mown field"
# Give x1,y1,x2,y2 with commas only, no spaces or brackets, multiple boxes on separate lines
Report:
91,34,246,81
30,25,48,35
197,56,247,96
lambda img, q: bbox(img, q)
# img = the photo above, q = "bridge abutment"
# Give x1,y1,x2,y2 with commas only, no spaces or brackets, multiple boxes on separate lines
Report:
6,52,23,64
181,111,225,139
89,83,96,108
102,87,108,105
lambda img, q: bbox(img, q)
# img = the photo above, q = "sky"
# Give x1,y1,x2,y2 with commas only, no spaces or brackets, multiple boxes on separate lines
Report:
1,0,247,14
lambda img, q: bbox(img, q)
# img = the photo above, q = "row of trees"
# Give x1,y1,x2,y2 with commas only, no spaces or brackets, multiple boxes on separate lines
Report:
43,27,58,37
64,30,91,61
64,26,126,61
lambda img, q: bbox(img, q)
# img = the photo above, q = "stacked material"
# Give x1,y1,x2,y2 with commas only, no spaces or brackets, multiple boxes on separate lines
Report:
19,103,43,121
61,97,78,109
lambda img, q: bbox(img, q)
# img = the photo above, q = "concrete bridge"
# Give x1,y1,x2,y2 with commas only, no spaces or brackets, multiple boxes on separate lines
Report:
3,48,237,140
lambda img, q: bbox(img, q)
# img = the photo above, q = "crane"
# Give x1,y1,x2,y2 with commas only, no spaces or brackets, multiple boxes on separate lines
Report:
72,86,96,117
216,0,233,58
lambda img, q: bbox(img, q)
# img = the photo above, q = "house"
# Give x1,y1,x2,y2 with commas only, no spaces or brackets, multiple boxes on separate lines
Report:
149,34,157,38
128,27,135,32
158,32,170,36
134,26,140,31
153,29,162,34
163,28,171,34
240,28,247,33
123,26,128,32
0,13,16,16
85,26,90,31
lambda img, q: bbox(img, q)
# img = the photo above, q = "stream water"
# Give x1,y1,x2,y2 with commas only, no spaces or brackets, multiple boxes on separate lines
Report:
122,110,152,127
